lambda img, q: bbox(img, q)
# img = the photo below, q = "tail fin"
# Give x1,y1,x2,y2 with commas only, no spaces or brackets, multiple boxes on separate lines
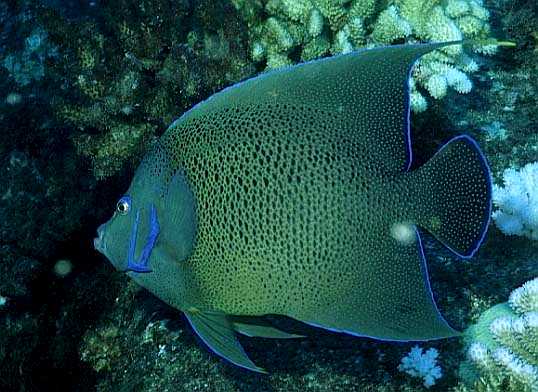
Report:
410,135,492,258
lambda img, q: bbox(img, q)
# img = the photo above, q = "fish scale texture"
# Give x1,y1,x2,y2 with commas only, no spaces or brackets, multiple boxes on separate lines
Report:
159,106,453,341
162,104,375,317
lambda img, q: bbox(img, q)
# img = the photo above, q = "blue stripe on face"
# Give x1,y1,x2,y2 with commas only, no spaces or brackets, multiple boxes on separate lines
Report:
125,203,160,273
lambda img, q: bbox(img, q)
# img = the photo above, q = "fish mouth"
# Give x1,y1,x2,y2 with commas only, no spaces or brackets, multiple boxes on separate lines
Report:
94,223,107,254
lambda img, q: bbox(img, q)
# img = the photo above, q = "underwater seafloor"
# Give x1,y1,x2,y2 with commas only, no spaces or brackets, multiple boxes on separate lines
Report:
0,0,536,391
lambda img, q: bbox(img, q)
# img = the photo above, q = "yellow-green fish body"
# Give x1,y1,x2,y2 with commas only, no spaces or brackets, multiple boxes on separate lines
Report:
94,42,491,372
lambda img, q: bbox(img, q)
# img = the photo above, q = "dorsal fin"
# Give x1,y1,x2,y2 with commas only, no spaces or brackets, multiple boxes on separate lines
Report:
171,42,461,174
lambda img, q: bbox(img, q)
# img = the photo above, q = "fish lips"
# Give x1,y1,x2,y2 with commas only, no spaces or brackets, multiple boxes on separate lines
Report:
94,223,107,255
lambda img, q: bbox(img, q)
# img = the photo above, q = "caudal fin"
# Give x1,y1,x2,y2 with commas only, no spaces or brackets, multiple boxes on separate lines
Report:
411,135,492,258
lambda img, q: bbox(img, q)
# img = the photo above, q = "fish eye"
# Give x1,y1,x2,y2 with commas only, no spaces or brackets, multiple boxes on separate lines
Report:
116,196,131,215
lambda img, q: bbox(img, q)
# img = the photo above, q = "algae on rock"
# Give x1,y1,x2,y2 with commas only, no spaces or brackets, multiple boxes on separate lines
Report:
42,0,254,179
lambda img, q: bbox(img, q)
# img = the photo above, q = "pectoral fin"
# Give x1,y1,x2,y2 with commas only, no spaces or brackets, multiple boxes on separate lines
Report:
231,316,304,339
184,308,266,373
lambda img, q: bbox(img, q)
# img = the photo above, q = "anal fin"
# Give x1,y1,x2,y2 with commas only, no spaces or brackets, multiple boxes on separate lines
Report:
184,308,266,373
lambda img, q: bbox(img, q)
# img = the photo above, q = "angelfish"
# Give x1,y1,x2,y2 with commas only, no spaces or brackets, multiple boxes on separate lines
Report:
94,42,492,372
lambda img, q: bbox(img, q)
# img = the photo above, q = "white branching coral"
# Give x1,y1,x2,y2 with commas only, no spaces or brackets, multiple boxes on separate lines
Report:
493,162,538,240
371,5,412,44
462,278,538,392
510,278,538,314
231,0,496,112
398,346,443,388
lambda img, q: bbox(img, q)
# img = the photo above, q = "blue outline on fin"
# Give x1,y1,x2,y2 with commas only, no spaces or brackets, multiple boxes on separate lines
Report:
403,56,416,172
125,204,160,273
169,42,462,131
184,313,266,373
398,50,491,258
417,135,492,259
414,226,461,336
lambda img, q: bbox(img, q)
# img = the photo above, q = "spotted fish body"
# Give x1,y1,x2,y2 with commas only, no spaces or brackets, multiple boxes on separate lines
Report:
95,42,491,372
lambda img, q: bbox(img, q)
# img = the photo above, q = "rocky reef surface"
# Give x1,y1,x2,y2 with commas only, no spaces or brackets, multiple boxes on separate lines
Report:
0,0,536,391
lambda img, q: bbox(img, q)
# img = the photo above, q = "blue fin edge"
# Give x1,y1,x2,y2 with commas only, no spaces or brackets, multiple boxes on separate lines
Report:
422,134,492,259
414,226,461,337
184,313,266,374
169,42,461,131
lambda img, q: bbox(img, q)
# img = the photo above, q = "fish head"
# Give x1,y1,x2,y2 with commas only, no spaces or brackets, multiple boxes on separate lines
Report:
94,169,161,273
94,145,197,277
